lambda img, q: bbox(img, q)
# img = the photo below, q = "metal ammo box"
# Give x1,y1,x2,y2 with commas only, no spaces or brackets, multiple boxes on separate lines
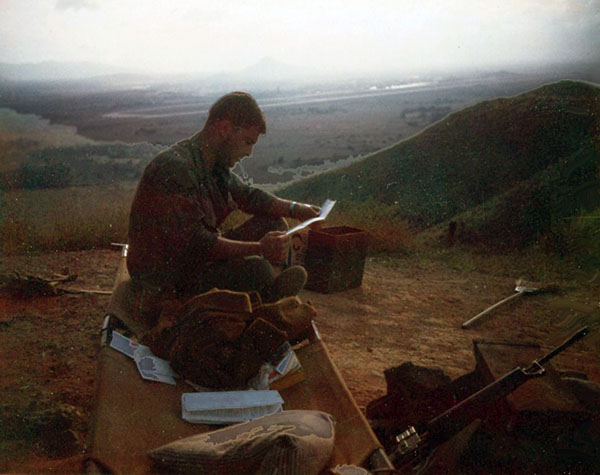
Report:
303,226,368,293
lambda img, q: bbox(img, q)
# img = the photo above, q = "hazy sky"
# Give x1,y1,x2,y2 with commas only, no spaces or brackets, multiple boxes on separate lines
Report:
1,0,599,75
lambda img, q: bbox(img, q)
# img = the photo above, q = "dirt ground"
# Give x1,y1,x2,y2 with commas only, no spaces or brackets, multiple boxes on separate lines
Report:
1,248,599,472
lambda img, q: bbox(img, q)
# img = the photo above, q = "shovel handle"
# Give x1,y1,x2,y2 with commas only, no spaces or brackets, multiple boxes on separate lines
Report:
462,290,525,329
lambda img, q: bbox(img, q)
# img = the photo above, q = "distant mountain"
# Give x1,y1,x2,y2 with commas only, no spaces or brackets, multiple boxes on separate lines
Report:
183,57,315,92
239,57,312,81
278,80,600,247
0,61,134,82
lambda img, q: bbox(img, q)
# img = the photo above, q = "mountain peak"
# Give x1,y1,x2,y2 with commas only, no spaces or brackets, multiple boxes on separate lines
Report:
241,57,310,80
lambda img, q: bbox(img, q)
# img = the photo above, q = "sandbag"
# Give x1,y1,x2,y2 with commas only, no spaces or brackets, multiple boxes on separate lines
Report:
148,410,335,474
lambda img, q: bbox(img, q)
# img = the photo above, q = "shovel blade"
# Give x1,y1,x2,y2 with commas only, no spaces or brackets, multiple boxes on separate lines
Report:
514,285,539,293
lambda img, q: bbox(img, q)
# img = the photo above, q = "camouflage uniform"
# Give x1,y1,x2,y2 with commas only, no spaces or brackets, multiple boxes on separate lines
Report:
127,132,285,301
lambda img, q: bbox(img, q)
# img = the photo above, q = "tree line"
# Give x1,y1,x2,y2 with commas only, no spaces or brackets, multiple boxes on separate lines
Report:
0,142,165,190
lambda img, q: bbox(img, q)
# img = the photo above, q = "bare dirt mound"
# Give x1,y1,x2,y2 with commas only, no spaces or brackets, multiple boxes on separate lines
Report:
1,249,598,472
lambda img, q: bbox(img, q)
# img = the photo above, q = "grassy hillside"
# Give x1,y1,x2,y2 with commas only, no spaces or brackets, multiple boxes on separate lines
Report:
278,80,599,247
0,183,134,255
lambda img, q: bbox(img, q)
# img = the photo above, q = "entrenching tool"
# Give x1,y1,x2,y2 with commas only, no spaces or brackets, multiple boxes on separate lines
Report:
462,280,558,329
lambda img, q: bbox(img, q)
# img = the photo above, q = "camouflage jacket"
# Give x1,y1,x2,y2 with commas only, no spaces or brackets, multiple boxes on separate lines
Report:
127,132,276,291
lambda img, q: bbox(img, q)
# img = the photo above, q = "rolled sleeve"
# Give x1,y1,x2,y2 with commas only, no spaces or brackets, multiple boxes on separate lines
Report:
228,172,277,215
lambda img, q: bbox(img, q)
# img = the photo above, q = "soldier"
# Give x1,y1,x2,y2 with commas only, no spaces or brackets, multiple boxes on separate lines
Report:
127,91,319,321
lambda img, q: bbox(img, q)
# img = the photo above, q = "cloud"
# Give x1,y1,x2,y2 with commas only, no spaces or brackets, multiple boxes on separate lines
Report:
55,0,97,11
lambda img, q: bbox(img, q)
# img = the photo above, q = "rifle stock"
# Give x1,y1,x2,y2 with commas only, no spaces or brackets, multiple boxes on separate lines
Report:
392,326,589,469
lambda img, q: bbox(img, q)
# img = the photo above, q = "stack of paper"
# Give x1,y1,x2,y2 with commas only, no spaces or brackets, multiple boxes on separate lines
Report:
181,390,283,424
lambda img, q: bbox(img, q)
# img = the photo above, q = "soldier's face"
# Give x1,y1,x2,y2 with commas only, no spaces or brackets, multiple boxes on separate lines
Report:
219,125,261,168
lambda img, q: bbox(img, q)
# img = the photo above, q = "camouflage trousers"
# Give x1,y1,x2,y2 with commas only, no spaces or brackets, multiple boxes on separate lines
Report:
194,215,288,300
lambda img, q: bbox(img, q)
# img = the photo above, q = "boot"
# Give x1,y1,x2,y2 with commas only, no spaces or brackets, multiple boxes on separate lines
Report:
266,266,307,302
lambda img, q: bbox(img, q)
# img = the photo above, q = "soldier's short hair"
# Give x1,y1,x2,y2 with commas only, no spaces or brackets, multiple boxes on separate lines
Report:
206,92,266,133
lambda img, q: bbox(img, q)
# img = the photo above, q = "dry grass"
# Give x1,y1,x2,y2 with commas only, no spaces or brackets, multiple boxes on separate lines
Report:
2,182,594,284
328,203,418,255
1,182,136,255
0,182,420,258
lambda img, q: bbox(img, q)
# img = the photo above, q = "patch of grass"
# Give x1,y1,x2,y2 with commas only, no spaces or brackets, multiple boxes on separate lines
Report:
412,241,594,285
327,200,418,255
547,208,600,270
2,178,594,285
0,183,419,257
0,182,136,255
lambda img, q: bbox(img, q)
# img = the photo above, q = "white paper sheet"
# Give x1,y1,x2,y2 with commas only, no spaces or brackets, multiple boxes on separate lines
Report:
286,199,336,235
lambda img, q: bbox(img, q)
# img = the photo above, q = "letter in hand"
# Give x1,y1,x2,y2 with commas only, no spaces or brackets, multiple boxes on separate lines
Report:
294,203,321,221
260,231,291,264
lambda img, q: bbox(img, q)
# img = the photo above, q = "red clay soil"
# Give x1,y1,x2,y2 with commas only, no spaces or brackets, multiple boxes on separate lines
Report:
1,249,598,472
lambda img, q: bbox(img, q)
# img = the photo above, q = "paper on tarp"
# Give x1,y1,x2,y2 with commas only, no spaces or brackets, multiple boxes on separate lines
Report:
248,342,302,390
133,346,178,385
109,330,178,385
181,390,284,424
109,330,140,358
269,344,301,384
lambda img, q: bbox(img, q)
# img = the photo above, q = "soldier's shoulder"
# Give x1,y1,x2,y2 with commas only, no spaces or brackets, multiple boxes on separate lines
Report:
145,141,193,174
155,140,192,165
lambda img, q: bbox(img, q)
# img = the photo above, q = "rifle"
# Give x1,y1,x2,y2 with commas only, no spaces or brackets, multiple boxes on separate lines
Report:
391,326,589,471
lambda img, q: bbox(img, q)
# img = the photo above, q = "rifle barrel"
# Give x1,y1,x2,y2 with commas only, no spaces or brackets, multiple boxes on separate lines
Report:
422,327,589,450
392,326,590,469
537,327,588,366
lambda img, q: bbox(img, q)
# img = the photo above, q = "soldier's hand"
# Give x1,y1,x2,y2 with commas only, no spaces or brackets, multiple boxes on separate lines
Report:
292,203,320,221
259,231,290,264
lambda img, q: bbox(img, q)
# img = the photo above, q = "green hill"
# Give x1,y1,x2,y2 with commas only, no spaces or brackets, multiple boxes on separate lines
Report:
277,80,600,247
